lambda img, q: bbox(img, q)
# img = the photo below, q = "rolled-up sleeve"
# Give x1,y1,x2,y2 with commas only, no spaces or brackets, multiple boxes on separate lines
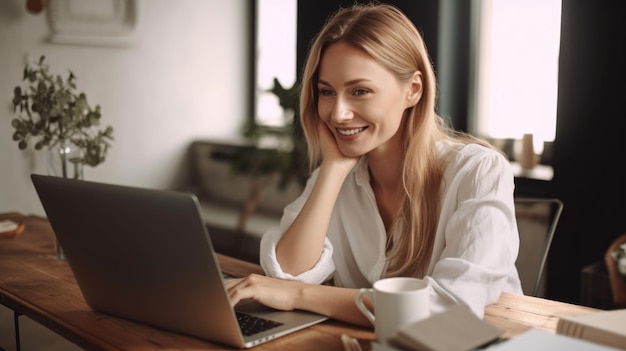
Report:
259,169,336,284
260,227,335,283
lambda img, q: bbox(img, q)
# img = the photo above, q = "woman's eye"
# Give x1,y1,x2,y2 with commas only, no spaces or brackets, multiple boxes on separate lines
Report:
319,88,335,96
353,89,369,96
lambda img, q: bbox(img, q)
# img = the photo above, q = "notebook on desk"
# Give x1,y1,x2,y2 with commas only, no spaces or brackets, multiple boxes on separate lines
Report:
31,174,327,349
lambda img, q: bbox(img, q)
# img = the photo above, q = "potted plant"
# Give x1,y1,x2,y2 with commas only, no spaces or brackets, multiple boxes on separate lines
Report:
10,55,114,179
230,78,308,234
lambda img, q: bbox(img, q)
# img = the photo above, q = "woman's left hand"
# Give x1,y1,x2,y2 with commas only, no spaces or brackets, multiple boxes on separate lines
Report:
226,274,374,327
225,274,303,310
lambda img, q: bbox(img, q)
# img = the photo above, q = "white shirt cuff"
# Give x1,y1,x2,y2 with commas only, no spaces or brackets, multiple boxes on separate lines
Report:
259,227,335,284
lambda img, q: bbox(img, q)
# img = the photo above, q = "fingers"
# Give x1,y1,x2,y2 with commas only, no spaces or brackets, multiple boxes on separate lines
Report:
225,276,249,307
317,120,359,171
317,120,342,160
225,274,263,307
225,274,298,311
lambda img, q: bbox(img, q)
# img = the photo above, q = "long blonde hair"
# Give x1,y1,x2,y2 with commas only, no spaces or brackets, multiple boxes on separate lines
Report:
300,3,489,277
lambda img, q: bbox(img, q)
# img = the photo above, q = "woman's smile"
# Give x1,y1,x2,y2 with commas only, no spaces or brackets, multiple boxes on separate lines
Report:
337,127,368,136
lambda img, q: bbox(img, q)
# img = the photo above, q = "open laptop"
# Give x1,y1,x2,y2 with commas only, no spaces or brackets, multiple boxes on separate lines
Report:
31,174,327,349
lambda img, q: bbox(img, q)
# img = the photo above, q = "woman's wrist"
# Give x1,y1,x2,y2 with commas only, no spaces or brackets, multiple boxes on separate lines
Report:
294,282,325,315
319,159,356,182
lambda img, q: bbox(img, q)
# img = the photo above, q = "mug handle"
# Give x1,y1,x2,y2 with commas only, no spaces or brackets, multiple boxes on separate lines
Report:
355,288,375,325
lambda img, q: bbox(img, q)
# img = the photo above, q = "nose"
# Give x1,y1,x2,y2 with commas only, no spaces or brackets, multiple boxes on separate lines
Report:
330,96,353,124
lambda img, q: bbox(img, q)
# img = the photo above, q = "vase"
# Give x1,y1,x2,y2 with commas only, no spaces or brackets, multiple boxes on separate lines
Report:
519,133,538,170
47,139,84,180
47,139,84,260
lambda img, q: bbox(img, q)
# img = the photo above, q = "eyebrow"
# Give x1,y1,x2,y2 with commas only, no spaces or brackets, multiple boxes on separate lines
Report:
317,78,372,87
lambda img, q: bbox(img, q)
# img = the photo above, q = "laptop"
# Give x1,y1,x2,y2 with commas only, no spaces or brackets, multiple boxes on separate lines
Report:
31,174,328,349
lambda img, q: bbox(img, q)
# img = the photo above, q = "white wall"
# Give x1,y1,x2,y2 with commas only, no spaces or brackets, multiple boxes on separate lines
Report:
0,0,248,216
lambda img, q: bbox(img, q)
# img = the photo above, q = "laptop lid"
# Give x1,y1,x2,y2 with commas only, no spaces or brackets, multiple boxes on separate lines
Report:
30,174,327,348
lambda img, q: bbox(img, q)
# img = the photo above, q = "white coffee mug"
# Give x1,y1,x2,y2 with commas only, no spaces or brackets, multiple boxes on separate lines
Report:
355,277,430,345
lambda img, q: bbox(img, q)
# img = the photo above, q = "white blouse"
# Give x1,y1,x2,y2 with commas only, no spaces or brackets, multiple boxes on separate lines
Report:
259,141,523,318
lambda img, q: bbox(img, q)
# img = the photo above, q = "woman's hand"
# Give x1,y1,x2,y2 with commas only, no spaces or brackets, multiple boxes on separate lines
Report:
317,120,359,174
225,274,374,327
225,274,302,310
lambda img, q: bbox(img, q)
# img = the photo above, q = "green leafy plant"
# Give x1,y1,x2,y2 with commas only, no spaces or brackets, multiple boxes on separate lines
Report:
10,55,114,176
234,78,308,188
230,78,309,234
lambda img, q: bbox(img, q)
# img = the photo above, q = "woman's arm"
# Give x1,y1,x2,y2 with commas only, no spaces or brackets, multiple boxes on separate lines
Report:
275,122,358,275
226,274,372,326
275,162,351,274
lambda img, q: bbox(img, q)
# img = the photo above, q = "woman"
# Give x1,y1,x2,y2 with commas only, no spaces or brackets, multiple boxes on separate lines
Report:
227,3,522,326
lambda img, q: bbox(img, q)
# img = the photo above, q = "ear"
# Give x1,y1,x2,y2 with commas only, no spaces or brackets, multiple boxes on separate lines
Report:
405,71,423,108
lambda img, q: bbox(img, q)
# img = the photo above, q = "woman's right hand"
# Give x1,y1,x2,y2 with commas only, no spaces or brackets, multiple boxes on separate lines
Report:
317,120,359,174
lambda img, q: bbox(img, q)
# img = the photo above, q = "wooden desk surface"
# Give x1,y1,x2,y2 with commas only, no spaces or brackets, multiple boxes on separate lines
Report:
0,212,597,350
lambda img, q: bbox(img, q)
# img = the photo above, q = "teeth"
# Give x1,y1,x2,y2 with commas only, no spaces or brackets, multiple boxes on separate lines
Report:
337,127,365,136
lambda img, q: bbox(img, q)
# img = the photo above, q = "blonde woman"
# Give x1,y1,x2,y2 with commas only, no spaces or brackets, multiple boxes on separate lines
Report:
227,3,522,326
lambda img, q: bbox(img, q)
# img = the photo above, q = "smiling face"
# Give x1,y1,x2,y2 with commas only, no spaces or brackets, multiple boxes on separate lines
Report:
316,41,421,158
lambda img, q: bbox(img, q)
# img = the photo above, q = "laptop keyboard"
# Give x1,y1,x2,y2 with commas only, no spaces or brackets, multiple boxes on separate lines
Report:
236,312,284,336
224,273,285,336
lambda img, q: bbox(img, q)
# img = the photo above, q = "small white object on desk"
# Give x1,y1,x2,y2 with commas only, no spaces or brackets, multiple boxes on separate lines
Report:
341,334,363,351
0,219,25,238
0,220,18,233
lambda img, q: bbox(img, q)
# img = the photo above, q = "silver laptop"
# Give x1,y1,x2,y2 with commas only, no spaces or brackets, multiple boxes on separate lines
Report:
31,174,327,349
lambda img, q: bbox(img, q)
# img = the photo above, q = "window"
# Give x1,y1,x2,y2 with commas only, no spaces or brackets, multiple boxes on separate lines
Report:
255,0,297,127
471,0,562,155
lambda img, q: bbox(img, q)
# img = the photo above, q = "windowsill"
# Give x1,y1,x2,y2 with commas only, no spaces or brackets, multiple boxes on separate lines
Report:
511,161,554,181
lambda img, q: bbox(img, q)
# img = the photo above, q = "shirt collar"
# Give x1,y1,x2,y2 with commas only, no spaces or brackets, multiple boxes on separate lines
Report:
353,156,370,188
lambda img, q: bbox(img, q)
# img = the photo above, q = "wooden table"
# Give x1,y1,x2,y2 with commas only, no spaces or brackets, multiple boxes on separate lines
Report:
0,212,598,350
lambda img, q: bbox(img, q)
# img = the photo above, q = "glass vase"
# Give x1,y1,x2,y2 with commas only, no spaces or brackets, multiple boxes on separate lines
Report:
47,139,84,260
47,139,84,180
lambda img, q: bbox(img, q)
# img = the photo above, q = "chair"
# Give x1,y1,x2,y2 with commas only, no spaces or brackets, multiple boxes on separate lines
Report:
514,197,564,297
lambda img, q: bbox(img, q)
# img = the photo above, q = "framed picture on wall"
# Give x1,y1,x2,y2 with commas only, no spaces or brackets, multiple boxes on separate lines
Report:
46,0,138,47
